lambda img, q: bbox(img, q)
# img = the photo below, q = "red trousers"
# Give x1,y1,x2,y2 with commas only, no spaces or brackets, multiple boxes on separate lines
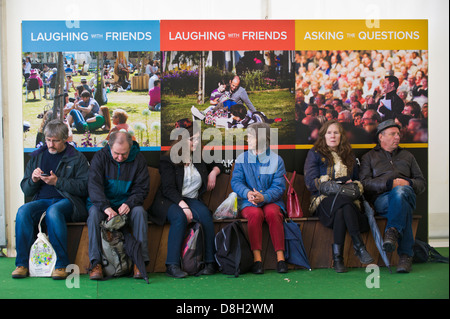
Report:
240,203,285,252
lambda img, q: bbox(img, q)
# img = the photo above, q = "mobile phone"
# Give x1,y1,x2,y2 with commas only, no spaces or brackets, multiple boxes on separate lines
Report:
41,173,49,176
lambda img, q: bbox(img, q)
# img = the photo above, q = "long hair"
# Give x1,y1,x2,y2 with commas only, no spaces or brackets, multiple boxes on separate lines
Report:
313,120,355,172
165,122,197,166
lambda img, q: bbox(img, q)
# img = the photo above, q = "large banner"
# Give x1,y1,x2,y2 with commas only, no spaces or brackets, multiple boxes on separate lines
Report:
21,18,429,238
21,19,428,152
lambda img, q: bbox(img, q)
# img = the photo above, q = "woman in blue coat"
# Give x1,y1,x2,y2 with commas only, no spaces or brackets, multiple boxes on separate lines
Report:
231,122,288,274
304,120,372,272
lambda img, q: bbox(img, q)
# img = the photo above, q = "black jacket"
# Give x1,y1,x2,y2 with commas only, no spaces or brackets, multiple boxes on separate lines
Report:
21,144,89,222
377,90,405,120
149,155,223,225
359,144,426,203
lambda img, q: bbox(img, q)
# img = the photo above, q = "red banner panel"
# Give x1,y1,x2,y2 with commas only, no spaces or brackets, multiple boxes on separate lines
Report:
161,20,295,51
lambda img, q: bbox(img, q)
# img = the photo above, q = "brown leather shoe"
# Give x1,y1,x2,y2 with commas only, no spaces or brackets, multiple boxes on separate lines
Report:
383,227,399,252
89,264,103,280
133,265,143,279
12,266,29,279
52,268,68,280
397,254,413,273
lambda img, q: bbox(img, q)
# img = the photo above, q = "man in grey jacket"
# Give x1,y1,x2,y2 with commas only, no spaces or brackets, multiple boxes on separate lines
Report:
230,75,257,115
12,119,89,280
360,119,426,273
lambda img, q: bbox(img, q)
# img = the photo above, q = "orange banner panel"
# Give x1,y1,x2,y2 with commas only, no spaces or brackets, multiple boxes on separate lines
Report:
161,20,295,51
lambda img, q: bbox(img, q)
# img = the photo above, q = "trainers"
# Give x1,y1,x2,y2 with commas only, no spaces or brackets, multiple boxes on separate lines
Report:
191,106,205,120
12,266,29,279
397,254,413,273
52,268,68,280
89,264,103,280
383,227,399,252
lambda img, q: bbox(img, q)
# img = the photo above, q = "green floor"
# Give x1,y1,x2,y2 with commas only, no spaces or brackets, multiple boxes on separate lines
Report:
1,248,448,300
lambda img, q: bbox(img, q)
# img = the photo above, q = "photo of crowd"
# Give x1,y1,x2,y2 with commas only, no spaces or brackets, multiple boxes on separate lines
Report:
294,50,428,144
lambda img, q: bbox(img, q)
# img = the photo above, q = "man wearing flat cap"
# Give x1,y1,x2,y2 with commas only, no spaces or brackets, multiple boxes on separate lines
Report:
359,119,426,273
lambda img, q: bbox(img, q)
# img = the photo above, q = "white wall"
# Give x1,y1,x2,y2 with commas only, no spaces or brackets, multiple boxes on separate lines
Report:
1,0,448,254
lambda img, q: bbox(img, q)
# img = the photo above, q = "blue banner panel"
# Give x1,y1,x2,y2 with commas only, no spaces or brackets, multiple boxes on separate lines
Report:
22,20,160,52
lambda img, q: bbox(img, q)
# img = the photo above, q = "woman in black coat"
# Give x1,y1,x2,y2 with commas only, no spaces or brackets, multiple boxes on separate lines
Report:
150,119,223,278
304,120,373,273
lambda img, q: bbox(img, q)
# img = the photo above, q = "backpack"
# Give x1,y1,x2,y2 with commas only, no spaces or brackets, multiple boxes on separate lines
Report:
181,220,205,275
214,220,253,277
413,239,449,264
100,215,133,278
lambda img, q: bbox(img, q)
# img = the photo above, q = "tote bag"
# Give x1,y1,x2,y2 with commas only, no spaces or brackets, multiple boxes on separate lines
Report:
29,212,57,277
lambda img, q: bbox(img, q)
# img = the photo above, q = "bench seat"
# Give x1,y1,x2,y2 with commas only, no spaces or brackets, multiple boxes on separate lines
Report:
67,167,420,274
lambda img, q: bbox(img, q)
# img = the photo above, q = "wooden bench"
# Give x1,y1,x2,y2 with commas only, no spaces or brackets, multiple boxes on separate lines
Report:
67,167,420,274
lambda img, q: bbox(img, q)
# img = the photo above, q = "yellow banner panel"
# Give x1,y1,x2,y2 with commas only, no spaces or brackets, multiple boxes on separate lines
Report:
295,20,428,50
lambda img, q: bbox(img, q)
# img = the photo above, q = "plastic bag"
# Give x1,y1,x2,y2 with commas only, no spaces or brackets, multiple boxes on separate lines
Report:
29,212,57,277
213,192,238,220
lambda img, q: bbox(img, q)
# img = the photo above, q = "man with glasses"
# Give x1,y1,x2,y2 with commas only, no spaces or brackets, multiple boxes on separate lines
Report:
12,120,89,279
360,119,426,273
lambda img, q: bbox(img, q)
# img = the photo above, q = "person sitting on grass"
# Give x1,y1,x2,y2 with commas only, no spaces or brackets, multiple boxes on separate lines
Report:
105,109,136,141
65,90,106,133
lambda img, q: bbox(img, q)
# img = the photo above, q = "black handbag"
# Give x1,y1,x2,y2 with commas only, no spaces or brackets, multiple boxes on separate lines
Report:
319,181,361,200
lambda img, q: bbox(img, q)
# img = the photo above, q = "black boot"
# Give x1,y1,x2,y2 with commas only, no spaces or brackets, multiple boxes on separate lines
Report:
332,244,347,273
351,234,374,264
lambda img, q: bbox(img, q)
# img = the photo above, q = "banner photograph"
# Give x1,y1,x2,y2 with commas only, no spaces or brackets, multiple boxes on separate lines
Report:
21,19,428,151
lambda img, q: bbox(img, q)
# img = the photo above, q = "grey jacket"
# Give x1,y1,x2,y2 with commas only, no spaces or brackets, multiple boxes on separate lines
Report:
21,144,90,222
230,86,256,113
359,144,426,203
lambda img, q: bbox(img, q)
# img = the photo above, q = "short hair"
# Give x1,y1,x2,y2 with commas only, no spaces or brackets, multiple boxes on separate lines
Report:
81,90,91,98
385,75,400,89
248,122,271,150
108,131,133,149
44,119,69,141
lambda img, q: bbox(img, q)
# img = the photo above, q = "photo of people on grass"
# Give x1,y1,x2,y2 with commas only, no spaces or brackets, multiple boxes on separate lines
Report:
160,50,296,147
22,51,161,150
294,50,428,144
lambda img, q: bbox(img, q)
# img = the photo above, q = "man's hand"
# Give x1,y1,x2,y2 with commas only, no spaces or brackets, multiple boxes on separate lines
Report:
104,207,118,221
393,178,410,188
118,203,130,215
40,170,58,186
31,168,44,183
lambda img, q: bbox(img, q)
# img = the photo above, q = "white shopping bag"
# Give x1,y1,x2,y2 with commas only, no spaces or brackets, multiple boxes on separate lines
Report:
213,192,238,220
29,212,57,277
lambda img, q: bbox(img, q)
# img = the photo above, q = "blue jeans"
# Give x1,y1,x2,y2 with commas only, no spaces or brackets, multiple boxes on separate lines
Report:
374,186,416,257
166,198,215,266
15,198,73,269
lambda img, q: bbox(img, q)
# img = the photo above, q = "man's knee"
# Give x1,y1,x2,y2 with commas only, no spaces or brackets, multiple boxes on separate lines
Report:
390,186,416,205
130,206,147,221
87,206,105,225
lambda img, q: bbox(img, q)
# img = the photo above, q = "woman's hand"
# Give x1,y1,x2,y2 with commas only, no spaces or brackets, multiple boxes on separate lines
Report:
248,189,264,205
207,166,221,191
183,208,193,223
179,200,193,223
